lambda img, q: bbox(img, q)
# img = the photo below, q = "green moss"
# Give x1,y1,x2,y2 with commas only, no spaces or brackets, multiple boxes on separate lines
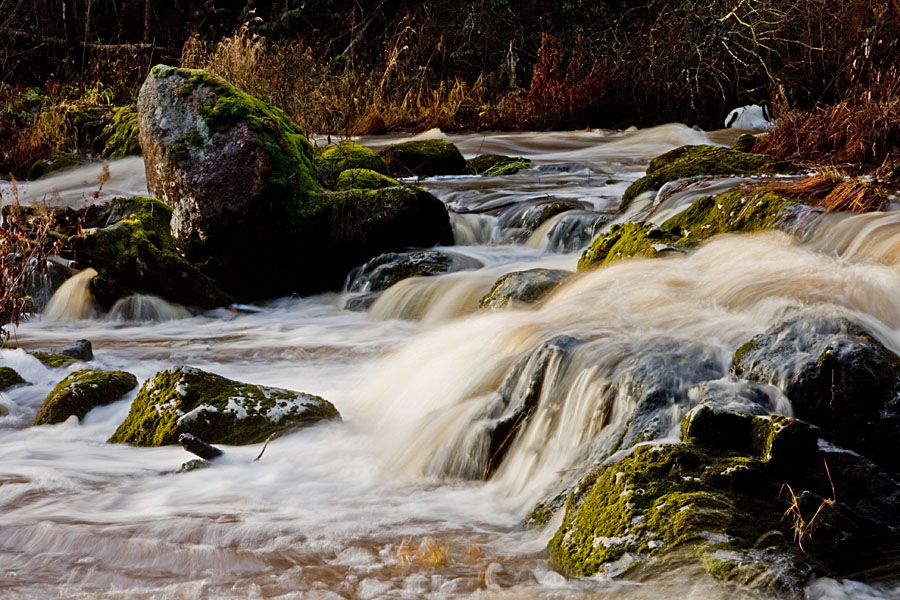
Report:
622,145,796,209
380,139,467,177
577,222,680,270
549,443,757,577
335,168,399,191
701,553,739,580
466,154,530,176
27,153,81,180
316,141,390,187
733,134,759,153
664,189,793,239
108,366,340,446
30,351,78,368
35,369,137,425
0,366,25,391
101,105,141,159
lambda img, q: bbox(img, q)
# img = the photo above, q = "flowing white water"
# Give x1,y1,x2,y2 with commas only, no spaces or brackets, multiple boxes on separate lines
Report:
2,131,899,599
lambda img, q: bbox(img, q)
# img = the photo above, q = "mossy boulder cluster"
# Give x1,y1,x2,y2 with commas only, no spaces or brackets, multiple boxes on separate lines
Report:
109,366,340,446
35,369,138,425
315,141,391,187
137,65,454,301
545,313,900,593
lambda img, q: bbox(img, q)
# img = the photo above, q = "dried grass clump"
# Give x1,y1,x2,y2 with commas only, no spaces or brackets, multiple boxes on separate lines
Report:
758,72,900,173
766,172,887,213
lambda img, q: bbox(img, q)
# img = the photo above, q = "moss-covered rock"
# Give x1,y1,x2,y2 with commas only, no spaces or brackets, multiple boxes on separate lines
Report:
0,366,25,391
109,366,340,446
335,168,400,191
316,141,390,187
380,139,467,177
480,268,574,309
577,222,681,270
732,314,900,476
35,369,138,425
621,145,796,209
732,133,759,154
101,105,141,158
466,154,531,176
549,405,900,593
29,351,79,368
70,196,233,309
139,65,323,300
578,188,797,270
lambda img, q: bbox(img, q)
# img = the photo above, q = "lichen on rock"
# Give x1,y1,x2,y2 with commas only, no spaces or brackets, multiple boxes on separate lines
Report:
109,366,340,446
35,369,138,425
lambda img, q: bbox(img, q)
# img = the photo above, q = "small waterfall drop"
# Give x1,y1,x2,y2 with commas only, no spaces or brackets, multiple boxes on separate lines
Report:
42,268,102,321
108,294,192,322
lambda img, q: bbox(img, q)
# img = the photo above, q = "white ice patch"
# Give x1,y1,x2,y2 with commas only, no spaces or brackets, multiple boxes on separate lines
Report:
224,396,249,419
700,531,732,544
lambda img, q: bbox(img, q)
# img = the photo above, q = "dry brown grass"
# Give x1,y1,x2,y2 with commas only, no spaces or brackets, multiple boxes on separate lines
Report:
765,172,887,213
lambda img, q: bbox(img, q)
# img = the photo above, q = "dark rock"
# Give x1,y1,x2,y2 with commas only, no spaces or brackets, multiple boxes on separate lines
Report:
109,366,340,446
732,314,900,475
60,339,93,361
0,366,25,391
35,369,138,425
480,268,575,310
342,292,381,312
380,139,467,177
346,249,481,294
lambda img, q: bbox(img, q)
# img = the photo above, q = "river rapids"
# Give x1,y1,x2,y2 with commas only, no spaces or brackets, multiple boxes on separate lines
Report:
1,125,899,599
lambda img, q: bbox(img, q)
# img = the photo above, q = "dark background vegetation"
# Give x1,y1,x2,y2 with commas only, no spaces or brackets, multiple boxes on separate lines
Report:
2,0,900,175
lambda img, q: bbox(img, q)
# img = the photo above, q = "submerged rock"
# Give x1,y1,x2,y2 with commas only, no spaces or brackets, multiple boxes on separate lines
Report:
35,369,138,425
620,144,796,209
380,140,467,177
480,268,574,310
549,403,900,594
346,249,481,294
733,314,900,476
0,367,26,391
109,366,340,446
29,351,80,368
70,196,233,309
